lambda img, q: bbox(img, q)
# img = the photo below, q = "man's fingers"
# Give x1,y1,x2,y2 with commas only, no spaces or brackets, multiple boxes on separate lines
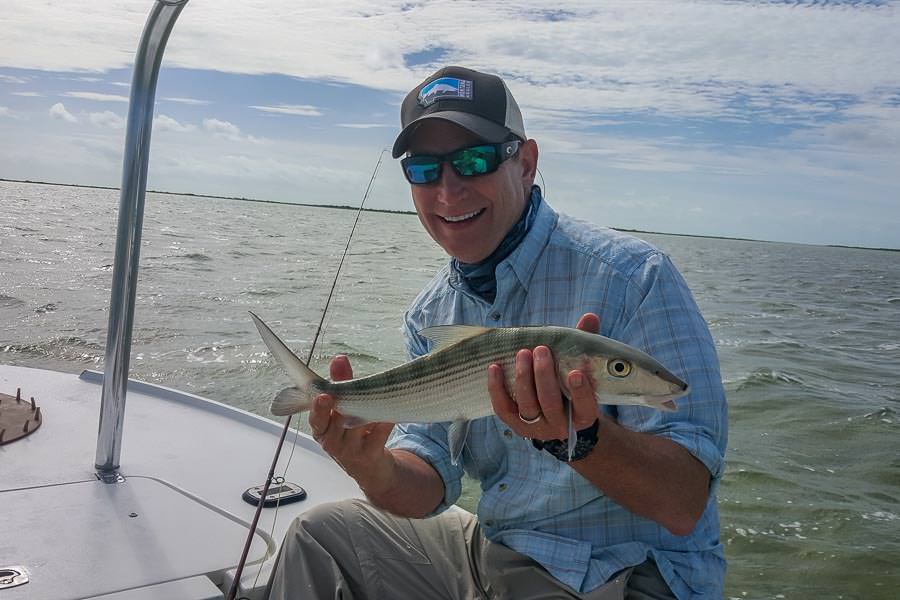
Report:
567,369,600,430
308,355,353,451
533,346,565,426
572,313,601,429
308,393,335,437
513,349,542,421
576,312,600,334
308,353,394,479
488,363,520,423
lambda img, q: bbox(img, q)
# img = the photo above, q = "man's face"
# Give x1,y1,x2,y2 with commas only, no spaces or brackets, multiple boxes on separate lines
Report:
406,120,537,264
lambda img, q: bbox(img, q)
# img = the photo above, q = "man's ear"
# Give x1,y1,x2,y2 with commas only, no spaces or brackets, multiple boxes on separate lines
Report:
518,139,539,190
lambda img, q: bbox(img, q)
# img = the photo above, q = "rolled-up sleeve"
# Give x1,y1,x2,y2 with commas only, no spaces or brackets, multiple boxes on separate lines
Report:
611,252,728,491
384,311,465,515
387,422,464,514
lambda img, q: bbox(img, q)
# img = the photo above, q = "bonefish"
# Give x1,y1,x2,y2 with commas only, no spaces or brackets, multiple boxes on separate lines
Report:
250,312,689,459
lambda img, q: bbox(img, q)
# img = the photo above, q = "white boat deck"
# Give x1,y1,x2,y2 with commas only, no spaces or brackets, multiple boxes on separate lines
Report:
0,364,362,599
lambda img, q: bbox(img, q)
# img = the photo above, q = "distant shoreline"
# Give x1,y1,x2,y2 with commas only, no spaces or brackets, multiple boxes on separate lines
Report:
0,177,415,218
3,177,897,252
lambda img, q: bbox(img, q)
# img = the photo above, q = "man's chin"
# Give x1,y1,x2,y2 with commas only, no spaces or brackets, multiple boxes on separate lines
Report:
436,233,494,264
450,249,492,264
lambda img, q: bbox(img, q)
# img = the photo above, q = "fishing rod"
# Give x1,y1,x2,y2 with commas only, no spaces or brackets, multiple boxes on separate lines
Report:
227,148,389,600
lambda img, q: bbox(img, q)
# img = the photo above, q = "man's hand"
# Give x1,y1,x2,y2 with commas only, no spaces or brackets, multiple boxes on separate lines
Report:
489,312,710,536
308,355,396,494
488,313,601,440
308,355,445,517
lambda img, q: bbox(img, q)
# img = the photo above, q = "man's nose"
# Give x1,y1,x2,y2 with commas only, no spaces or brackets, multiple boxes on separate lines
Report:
435,163,466,203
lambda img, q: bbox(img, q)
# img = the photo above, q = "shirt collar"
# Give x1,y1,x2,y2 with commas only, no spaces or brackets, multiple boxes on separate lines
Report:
446,186,558,300
503,188,558,291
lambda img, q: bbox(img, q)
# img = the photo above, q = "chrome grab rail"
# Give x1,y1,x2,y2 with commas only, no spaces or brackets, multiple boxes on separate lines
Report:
95,0,189,477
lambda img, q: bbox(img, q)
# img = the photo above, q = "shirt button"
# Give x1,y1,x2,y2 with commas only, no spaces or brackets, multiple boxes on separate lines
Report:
503,429,513,438
484,520,494,527
498,483,508,492
490,311,501,321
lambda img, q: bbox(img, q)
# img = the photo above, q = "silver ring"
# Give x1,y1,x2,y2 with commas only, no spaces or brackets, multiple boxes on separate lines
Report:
518,412,542,425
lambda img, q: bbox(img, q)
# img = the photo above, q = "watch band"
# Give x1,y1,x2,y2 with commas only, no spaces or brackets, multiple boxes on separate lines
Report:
532,418,600,462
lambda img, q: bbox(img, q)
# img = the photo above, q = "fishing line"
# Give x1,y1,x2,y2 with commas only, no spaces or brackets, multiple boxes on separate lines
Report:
228,148,388,600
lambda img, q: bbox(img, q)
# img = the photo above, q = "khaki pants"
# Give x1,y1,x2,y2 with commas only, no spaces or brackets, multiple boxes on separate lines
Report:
266,499,675,600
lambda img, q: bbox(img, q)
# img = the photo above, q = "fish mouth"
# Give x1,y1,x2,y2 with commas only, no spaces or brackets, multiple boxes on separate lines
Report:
441,208,484,223
652,367,688,393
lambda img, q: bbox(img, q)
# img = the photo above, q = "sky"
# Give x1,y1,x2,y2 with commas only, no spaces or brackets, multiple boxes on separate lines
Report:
1,0,899,249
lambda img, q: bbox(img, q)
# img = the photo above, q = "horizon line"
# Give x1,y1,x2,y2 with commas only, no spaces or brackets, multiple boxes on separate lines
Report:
2,177,897,253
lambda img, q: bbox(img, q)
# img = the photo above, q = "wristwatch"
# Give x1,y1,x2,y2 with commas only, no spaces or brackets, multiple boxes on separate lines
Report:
532,418,600,462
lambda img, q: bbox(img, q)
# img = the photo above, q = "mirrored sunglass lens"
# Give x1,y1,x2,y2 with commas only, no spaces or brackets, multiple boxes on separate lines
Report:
451,146,499,176
404,159,441,184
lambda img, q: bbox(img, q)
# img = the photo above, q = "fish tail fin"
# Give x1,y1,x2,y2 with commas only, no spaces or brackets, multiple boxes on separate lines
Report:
249,311,327,415
272,386,314,416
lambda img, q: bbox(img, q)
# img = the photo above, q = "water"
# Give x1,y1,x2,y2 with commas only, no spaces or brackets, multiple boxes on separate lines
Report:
2,180,898,598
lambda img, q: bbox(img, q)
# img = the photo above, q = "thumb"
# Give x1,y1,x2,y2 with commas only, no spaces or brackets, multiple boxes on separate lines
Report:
330,354,354,381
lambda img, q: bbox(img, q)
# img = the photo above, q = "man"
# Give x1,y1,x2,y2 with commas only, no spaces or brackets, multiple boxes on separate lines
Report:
267,66,727,599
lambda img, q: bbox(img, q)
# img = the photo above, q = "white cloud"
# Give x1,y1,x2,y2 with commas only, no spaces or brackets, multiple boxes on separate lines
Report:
162,96,211,106
2,1,899,248
0,74,28,84
250,104,322,117
202,117,262,143
63,91,129,103
2,2,898,158
88,110,125,129
0,106,10,118
337,123,393,129
154,113,196,133
3,2,896,116
12,91,42,97
49,102,77,123
203,117,242,138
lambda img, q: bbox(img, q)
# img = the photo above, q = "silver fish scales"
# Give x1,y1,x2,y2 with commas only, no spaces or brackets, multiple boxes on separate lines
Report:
250,312,689,426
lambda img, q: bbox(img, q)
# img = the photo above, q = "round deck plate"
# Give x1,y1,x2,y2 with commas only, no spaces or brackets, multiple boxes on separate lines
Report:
0,391,42,445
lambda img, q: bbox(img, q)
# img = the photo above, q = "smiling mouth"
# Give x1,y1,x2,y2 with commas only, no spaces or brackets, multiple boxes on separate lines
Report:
441,208,484,223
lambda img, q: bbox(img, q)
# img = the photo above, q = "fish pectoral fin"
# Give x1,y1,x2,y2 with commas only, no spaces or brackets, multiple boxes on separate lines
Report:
418,325,491,351
564,395,576,460
447,419,471,466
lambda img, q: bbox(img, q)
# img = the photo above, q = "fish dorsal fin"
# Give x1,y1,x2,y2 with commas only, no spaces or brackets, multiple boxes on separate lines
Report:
418,325,490,351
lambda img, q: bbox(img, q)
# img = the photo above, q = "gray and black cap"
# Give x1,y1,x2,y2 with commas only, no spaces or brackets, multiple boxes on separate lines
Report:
391,66,526,158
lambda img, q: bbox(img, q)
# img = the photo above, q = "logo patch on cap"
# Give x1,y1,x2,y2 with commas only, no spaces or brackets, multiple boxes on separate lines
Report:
418,77,473,107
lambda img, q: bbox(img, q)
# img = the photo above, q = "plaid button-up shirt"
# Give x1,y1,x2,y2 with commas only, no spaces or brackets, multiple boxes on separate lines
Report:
388,198,727,599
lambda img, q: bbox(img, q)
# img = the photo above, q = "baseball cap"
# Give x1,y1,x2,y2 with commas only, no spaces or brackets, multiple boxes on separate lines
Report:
391,66,526,158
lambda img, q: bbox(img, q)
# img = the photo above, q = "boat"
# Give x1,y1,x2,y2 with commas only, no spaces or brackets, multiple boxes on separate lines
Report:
0,1,362,597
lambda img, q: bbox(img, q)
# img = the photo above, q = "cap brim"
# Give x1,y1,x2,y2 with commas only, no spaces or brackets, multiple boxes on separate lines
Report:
391,112,513,158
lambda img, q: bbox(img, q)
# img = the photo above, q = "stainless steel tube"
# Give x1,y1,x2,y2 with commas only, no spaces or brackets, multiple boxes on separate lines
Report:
95,0,189,477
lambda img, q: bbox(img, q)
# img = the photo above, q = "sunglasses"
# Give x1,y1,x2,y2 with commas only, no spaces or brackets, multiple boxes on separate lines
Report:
401,140,521,185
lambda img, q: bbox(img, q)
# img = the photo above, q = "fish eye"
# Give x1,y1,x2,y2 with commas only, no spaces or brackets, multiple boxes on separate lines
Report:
607,359,632,378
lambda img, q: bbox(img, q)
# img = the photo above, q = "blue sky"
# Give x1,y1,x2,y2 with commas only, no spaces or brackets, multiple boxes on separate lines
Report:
1,0,899,248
